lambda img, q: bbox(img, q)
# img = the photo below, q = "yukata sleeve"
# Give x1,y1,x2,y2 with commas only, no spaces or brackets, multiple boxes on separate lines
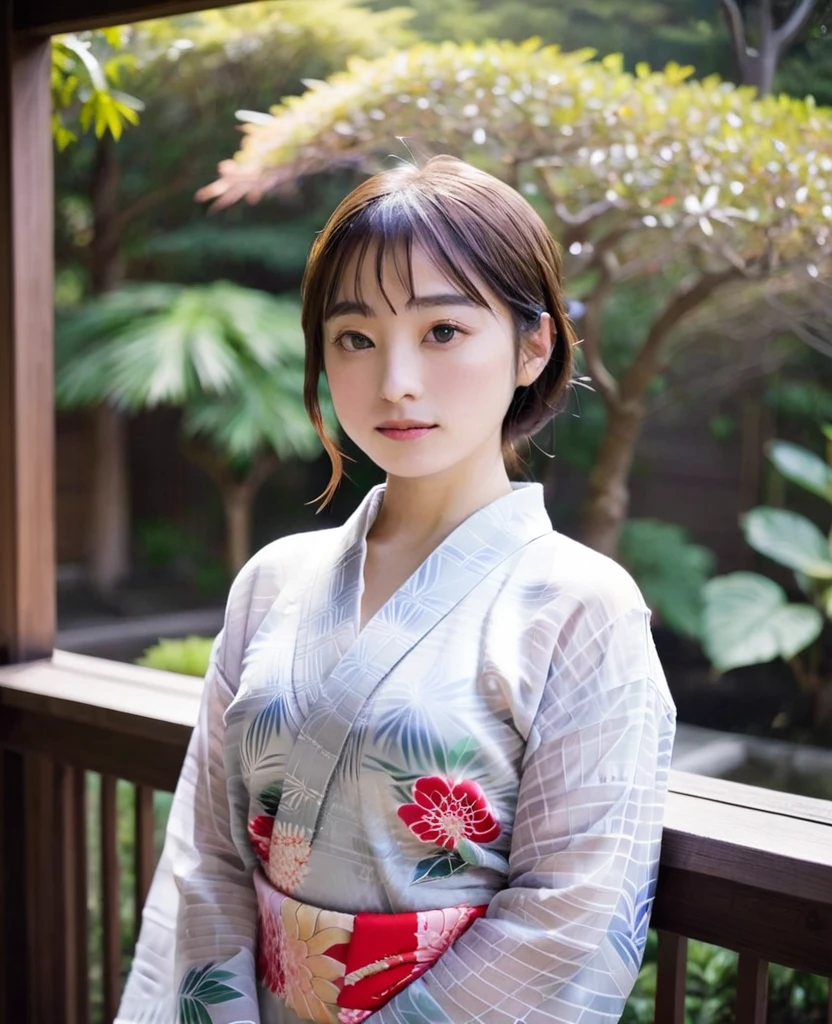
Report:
116,643,261,1024
374,605,677,1024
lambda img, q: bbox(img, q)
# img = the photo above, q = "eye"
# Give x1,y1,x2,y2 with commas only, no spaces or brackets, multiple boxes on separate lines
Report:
337,332,374,352
426,323,460,345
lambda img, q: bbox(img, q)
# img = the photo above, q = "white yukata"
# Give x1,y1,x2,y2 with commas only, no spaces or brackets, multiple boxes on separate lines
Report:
118,482,676,1024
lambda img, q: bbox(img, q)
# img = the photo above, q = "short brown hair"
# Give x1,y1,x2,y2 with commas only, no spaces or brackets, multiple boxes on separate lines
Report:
301,155,577,504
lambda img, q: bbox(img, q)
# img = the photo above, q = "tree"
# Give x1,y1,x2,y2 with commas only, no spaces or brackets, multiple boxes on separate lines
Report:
198,40,832,557
718,0,830,93
52,28,147,595
56,282,331,574
54,1,413,593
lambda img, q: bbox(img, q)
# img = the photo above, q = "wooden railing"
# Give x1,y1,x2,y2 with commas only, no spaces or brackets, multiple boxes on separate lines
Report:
1,651,831,1024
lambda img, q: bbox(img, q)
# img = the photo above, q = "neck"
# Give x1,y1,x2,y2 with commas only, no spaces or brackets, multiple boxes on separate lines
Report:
370,451,513,550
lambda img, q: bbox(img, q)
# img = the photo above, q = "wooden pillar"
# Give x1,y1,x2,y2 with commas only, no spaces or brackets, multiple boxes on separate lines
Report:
0,17,55,1024
0,22,55,665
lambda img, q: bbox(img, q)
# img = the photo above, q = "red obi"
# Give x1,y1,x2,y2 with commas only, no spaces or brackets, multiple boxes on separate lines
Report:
253,870,486,1023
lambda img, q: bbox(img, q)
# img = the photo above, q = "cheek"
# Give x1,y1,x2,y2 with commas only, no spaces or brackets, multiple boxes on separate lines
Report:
324,359,368,423
433,342,516,404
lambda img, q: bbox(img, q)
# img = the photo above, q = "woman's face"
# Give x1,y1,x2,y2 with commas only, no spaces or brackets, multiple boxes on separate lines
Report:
322,241,532,484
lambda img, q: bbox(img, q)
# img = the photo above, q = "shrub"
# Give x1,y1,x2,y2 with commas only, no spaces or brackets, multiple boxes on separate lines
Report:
137,635,214,677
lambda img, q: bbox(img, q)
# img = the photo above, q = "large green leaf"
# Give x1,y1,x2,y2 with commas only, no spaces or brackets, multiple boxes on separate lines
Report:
767,440,832,503
741,507,832,579
701,572,823,672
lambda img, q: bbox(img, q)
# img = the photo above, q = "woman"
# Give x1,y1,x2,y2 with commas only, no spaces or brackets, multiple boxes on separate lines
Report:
118,156,676,1024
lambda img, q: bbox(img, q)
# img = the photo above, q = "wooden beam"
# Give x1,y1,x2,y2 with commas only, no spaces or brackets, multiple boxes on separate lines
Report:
14,0,248,35
0,25,55,664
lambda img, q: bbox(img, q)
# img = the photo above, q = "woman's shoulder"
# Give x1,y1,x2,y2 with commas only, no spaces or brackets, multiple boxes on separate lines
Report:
520,529,648,622
227,526,339,609
214,527,339,678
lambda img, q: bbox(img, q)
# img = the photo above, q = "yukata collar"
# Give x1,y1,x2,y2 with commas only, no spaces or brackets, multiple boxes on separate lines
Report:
276,480,553,851
337,480,551,560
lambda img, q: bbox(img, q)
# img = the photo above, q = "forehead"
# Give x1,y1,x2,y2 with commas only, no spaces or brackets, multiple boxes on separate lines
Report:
335,240,451,297
328,236,494,315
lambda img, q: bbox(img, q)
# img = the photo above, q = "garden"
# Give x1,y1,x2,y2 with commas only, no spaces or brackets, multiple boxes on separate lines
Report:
49,1,832,1020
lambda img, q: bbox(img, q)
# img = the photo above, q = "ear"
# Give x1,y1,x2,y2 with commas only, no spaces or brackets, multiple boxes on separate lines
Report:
516,312,554,388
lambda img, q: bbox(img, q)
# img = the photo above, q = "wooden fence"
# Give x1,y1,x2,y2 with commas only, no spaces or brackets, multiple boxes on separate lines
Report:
1,651,831,1023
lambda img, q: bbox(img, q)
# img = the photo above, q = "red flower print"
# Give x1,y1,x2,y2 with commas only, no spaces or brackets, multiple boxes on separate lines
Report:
397,776,501,851
248,814,273,864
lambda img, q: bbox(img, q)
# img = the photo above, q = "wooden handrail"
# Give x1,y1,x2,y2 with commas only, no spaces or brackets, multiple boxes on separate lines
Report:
2,651,832,1017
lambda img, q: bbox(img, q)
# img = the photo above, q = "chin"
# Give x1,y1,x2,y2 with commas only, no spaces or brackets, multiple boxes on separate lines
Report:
364,446,457,481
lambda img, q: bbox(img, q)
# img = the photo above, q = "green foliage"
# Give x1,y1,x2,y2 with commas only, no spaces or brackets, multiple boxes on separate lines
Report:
742,505,832,577
57,282,300,409
701,432,832,706
200,39,832,281
132,222,317,277
137,518,228,595
371,0,735,81
51,30,143,150
55,281,326,466
767,378,832,426
702,572,824,671
767,438,832,501
137,636,214,677
620,519,716,638
623,933,830,1024
54,0,414,302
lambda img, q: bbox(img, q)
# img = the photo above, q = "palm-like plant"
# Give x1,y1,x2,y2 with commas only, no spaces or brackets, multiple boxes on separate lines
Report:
56,281,330,574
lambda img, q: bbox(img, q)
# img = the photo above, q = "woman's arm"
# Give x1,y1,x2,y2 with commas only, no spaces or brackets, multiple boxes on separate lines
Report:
375,607,676,1024
116,649,261,1024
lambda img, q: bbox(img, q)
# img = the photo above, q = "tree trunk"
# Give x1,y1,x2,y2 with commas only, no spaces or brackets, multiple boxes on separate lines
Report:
89,403,131,595
580,399,646,558
87,135,130,593
749,39,779,95
719,0,818,97
223,483,253,576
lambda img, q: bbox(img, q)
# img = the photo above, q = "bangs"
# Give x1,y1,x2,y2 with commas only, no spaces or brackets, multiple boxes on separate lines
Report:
321,190,495,319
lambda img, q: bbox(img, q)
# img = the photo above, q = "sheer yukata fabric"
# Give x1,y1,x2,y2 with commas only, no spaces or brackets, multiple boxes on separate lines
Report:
117,483,676,1024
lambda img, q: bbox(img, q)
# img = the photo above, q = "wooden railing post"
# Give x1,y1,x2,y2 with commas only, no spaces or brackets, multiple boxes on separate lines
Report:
655,931,687,1024
736,954,769,1023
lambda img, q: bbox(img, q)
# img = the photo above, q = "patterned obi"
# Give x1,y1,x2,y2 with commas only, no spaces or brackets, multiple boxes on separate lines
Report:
253,870,486,1024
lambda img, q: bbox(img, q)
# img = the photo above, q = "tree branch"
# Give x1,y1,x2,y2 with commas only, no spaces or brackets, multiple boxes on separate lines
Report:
555,196,619,228
760,0,776,48
622,267,741,399
648,347,791,415
181,440,233,490
719,0,750,78
113,169,196,235
775,0,817,52
244,452,279,494
580,252,620,407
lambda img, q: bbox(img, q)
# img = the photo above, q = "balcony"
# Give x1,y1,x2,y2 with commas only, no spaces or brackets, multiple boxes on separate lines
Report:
1,651,831,1023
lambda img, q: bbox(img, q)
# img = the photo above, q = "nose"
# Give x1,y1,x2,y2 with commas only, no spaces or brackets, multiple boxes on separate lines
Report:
378,344,423,404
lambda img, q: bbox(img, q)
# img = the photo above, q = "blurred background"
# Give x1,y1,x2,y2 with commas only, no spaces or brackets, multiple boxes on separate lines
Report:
49,4,832,1016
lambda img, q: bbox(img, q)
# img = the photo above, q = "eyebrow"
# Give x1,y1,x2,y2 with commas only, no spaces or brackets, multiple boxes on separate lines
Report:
326,293,483,320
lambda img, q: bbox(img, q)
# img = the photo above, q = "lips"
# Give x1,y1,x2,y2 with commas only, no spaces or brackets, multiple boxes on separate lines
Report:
376,420,435,430
375,421,437,441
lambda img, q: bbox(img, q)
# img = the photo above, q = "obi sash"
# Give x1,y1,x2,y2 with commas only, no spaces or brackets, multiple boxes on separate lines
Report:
253,870,486,1024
